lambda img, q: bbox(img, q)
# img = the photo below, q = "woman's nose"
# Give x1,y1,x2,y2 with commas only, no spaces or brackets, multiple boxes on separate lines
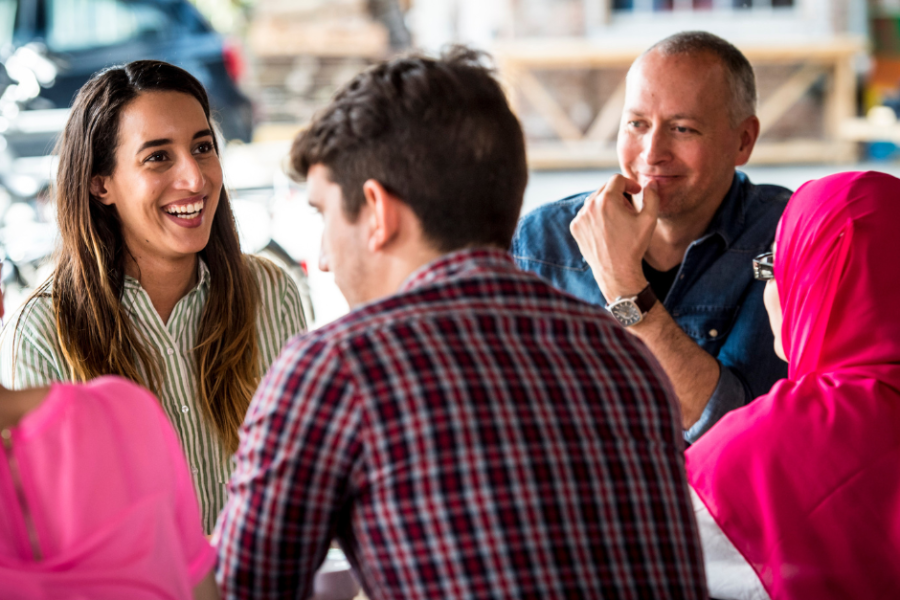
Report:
176,155,205,191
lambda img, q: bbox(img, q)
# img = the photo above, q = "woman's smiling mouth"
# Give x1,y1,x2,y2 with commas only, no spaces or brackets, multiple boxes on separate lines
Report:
162,197,206,228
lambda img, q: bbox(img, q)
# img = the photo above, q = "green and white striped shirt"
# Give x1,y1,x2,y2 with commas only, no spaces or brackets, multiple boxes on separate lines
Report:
0,256,306,532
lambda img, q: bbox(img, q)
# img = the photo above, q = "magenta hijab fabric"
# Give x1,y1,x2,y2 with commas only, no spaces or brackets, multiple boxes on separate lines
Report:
686,171,900,599
0,377,215,598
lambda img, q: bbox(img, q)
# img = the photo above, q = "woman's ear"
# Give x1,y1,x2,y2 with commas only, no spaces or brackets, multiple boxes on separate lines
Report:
90,175,113,205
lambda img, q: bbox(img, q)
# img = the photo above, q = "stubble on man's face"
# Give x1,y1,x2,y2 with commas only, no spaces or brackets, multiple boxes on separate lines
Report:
308,164,374,309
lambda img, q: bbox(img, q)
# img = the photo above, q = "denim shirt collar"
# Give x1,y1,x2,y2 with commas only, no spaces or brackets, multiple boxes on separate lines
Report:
698,171,749,250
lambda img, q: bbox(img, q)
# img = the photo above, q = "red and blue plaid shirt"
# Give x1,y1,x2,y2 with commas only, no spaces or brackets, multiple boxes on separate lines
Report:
215,248,707,599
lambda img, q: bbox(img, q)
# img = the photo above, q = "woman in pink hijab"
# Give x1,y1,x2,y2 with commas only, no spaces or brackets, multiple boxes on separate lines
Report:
0,375,219,599
686,171,900,599
0,286,218,599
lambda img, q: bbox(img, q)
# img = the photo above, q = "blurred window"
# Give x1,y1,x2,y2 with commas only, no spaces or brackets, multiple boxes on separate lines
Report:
0,0,15,47
46,0,170,52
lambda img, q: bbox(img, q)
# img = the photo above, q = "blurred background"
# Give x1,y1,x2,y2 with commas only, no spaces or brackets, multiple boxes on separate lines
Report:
2,0,900,327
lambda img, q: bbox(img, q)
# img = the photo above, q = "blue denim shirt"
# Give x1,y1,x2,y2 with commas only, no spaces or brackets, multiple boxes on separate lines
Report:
511,171,790,442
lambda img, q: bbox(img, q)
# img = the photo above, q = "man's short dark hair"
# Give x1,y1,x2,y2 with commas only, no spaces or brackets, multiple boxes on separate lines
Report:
644,31,756,126
290,46,528,252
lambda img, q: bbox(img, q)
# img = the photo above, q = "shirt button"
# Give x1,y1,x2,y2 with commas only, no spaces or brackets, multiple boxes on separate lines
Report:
191,466,199,474
167,348,175,355
709,329,719,338
679,274,685,279
181,405,190,414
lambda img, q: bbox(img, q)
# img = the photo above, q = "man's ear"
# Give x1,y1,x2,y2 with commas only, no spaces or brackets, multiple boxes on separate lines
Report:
734,115,760,167
90,175,114,205
362,179,401,253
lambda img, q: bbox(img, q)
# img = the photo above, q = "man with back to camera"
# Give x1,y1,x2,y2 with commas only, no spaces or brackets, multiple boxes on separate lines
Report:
214,47,708,599
512,31,790,442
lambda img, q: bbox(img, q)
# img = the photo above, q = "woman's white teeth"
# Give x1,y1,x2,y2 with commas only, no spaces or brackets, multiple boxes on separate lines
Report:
165,200,204,218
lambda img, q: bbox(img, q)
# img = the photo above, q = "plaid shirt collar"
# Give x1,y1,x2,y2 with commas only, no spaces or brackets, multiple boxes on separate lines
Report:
399,247,516,294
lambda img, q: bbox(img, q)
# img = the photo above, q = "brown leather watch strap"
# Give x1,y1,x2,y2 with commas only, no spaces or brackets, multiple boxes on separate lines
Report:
635,284,658,314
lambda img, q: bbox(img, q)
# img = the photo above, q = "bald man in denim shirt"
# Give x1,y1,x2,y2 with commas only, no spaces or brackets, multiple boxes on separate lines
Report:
512,32,789,442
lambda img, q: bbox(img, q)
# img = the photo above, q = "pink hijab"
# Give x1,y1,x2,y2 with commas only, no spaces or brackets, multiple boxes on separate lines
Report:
686,171,900,599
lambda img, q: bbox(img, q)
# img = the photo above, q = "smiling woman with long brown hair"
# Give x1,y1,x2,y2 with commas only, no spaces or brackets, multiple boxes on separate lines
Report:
0,61,306,533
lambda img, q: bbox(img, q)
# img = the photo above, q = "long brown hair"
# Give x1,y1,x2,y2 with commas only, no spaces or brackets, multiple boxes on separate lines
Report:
43,60,259,452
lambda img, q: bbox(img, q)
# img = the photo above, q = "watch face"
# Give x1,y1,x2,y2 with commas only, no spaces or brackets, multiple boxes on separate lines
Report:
609,299,643,327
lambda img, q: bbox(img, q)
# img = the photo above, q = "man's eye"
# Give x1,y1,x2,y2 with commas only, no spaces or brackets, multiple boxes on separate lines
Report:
674,126,693,134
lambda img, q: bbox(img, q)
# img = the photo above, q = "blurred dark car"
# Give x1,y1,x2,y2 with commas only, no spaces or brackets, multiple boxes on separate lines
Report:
0,0,253,156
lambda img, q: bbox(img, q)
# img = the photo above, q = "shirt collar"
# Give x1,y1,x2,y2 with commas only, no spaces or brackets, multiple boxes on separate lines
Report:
700,171,747,249
123,256,211,293
399,247,516,294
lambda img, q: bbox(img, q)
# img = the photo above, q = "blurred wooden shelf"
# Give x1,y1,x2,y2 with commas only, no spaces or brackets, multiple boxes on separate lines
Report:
839,117,900,143
493,36,866,168
252,122,306,143
249,18,388,58
493,37,866,69
525,139,857,170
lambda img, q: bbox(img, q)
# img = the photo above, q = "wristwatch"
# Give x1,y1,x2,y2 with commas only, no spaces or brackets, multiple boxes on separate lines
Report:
606,284,658,327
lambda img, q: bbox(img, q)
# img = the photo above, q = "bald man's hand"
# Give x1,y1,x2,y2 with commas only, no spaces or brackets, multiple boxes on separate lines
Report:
570,175,659,302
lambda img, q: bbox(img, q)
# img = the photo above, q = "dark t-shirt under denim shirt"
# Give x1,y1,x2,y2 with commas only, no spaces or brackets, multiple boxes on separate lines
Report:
511,171,790,442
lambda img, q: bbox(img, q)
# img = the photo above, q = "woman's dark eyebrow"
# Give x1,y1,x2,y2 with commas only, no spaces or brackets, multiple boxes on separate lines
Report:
135,130,214,155
136,138,170,155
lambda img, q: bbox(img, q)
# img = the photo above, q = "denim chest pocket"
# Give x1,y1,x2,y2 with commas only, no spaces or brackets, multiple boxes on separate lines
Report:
671,307,738,353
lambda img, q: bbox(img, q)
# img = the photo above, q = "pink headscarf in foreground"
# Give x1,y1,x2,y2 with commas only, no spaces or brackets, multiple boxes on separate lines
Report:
686,171,900,599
